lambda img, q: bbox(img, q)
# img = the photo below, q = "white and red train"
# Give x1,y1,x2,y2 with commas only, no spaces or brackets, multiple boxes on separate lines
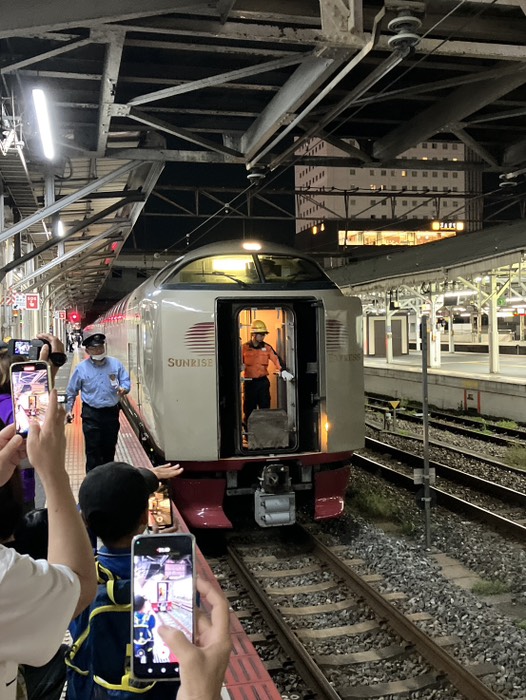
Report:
87,240,364,528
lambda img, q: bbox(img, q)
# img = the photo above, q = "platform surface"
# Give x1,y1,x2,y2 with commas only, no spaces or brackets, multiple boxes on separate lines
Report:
365,349,526,382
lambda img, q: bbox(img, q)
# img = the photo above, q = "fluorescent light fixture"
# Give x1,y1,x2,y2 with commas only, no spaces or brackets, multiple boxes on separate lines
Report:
32,88,54,160
57,220,65,237
242,241,261,251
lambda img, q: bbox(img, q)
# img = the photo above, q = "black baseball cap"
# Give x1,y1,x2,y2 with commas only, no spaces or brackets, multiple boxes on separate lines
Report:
79,462,160,542
82,331,106,347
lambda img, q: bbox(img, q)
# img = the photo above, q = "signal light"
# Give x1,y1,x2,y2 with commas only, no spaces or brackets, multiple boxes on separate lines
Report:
69,311,81,323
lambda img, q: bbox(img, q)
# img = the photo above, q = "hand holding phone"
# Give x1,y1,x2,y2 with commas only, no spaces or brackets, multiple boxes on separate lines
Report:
131,533,196,682
158,577,232,700
10,361,53,437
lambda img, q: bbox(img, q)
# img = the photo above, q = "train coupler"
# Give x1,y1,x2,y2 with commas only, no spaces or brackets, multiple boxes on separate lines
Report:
254,463,295,527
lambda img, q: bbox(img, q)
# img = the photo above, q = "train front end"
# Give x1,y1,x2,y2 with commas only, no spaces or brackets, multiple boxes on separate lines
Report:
149,242,364,529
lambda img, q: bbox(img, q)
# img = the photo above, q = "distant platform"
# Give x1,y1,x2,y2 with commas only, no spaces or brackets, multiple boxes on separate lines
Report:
365,350,526,421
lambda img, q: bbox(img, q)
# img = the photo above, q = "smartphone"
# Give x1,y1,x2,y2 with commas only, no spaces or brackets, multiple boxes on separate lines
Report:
8,339,31,356
10,361,52,437
131,533,196,681
148,489,174,530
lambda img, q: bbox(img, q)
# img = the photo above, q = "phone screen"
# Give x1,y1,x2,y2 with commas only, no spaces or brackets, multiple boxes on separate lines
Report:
9,339,31,356
11,362,51,436
148,491,173,530
131,534,195,681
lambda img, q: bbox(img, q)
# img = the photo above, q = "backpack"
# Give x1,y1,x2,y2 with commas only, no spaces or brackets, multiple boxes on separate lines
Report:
66,561,173,699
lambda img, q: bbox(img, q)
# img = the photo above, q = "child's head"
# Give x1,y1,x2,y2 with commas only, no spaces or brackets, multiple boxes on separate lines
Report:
14,508,49,559
79,462,159,547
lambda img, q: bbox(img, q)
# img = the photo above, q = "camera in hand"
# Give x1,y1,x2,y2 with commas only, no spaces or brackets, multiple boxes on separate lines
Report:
8,338,51,360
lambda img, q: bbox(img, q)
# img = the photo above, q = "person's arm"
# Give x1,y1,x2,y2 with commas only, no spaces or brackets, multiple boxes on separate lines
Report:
0,424,26,487
37,333,67,382
65,366,81,417
267,345,283,372
158,577,231,700
27,390,97,617
117,361,131,397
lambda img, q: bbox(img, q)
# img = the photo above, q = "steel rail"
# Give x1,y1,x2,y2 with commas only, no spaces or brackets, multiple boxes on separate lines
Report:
309,532,503,700
227,544,342,700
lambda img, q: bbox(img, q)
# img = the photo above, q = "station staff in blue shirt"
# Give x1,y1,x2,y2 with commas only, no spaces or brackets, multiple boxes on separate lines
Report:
66,332,131,472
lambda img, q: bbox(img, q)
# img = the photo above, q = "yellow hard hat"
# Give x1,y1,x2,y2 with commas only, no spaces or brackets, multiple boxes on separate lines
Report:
251,319,268,334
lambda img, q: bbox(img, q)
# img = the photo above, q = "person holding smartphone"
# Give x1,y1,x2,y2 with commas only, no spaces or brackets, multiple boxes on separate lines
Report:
0,391,97,700
66,461,182,700
65,331,131,472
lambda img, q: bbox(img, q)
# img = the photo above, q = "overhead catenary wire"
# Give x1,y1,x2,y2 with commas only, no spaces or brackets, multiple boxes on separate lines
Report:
161,0,501,253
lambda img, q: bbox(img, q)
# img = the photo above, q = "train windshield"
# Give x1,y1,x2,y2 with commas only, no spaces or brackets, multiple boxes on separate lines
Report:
255,255,327,284
160,253,331,287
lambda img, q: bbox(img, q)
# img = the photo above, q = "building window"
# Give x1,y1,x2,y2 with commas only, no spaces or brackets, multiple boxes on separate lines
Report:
452,172,458,178
391,170,395,176
432,142,437,149
350,199,356,205
369,169,375,175
402,200,408,205
370,199,376,205
382,214,387,219
443,187,448,192
371,215,376,219
411,185,417,191
443,172,448,178
452,144,458,150
432,172,438,178
381,170,386,176
401,170,407,176
432,186,438,191
422,172,428,177
350,169,356,175
453,201,458,207
412,201,417,206
423,143,428,149
452,186,458,191
411,171,417,176
442,143,448,150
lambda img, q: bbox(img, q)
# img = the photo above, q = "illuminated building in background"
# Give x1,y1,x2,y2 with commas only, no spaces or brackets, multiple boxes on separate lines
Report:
295,140,473,248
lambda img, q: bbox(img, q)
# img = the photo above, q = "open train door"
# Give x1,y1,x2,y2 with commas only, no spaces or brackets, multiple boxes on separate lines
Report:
322,295,364,455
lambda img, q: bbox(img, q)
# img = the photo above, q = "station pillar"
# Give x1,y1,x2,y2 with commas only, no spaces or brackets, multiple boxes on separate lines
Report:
488,275,500,374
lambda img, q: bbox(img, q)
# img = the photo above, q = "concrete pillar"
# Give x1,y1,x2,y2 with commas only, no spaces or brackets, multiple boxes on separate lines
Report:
415,312,421,352
448,315,454,353
428,297,441,368
489,275,500,374
385,293,393,364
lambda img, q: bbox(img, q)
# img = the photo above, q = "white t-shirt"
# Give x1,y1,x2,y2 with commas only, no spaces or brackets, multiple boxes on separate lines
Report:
0,546,80,700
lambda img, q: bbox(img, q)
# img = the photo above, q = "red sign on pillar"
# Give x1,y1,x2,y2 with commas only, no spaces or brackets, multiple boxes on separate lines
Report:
25,293,40,310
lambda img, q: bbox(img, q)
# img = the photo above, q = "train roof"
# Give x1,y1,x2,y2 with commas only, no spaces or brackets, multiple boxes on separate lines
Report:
170,240,315,266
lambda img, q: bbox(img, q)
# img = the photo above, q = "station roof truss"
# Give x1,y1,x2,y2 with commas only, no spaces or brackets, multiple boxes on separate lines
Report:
0,0,526,309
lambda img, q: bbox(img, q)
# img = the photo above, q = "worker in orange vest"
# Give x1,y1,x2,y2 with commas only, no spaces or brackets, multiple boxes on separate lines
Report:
242,320,294,424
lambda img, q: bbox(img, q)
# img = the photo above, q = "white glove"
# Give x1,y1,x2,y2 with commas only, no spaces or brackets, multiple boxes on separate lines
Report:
281,370,294,382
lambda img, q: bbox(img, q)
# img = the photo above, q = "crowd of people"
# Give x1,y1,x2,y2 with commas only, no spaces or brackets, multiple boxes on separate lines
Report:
0,333,232,700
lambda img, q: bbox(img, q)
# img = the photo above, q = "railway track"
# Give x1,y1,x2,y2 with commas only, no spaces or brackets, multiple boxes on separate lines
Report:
365,395,526,447
353,438,526,542
225,526,503,699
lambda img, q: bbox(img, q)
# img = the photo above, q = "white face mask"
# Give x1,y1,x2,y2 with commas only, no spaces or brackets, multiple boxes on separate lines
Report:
90,352,106,361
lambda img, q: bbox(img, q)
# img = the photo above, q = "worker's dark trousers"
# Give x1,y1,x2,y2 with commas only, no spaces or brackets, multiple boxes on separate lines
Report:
81,403,121,472
243,376,271,423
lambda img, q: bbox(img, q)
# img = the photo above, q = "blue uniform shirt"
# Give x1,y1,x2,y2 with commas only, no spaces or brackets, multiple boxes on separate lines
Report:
66,356,131,412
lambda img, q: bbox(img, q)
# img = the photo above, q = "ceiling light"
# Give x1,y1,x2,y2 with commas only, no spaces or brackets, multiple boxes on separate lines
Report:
56,220,65,237
32,88,54,160
242,241,261,251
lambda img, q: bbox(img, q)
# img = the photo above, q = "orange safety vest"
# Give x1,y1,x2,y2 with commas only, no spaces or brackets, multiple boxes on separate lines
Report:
242,341,282,379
